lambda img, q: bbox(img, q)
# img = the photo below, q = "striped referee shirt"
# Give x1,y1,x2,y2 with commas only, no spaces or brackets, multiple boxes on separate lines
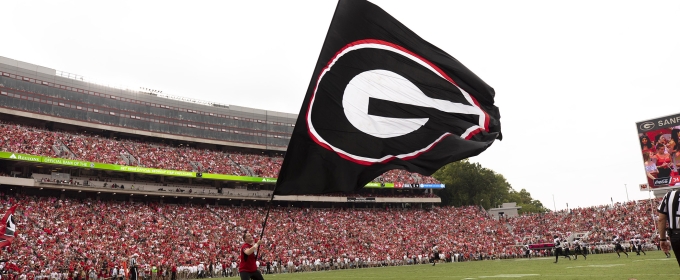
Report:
658,190,680,229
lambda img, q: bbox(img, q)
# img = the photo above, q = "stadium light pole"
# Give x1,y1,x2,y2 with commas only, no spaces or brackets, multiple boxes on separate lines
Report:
552,194,556,212
649,189,657,234
624,184,629,202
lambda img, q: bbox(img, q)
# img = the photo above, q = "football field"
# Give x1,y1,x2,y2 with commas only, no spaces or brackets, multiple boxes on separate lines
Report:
217,251,679,280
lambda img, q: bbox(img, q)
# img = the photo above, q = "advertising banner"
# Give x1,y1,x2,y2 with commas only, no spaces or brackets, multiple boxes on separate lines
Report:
363,182,394,188
392,182,446,189
201,173,278,183
0,152,41,163
117,166,195,177
42,157,92,168
639,183,649,191
0,151,446,188
0,151,195,178
347,197,376,202
636,112,680,191
528,243,555,250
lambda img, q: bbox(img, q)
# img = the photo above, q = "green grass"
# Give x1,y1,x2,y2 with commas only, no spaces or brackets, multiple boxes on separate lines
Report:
215,251,680,280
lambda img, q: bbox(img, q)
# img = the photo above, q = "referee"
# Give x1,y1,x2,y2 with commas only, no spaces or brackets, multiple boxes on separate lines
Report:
658,189,680,266
130,253,139,280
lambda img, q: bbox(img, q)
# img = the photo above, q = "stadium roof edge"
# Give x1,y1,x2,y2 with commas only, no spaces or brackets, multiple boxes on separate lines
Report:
0,55,298,121
0,107,287,152
0,56,56,76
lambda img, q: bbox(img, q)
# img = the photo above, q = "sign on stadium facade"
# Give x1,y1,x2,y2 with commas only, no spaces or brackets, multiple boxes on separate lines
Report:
0,150,445,189
347,197,376,202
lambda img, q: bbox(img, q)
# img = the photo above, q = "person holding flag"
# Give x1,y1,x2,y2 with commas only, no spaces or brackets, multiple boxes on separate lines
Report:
239,232,265,280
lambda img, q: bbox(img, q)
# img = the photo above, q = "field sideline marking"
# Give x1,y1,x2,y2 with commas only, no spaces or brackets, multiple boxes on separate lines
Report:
632,258,673,262
514,257,552,261
264,274,680,279
566,264,624,269
478,274,540,278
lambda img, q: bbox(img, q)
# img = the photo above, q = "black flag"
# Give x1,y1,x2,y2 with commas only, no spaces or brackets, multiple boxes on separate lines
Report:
275,0,501,195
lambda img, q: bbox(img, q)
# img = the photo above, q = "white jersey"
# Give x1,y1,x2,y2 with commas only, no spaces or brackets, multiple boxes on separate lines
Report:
553,237,561,247
613,237,622,245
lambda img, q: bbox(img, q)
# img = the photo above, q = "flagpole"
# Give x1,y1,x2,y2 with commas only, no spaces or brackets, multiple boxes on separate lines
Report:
257,109,273,260
255,0,344,261
256,185,279,260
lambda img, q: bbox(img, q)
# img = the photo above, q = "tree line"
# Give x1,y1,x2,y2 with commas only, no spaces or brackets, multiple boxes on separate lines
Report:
432,160,548,214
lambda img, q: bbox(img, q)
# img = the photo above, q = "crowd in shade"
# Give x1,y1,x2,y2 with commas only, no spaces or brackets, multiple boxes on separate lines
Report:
0,122,440,184
1,190,661,279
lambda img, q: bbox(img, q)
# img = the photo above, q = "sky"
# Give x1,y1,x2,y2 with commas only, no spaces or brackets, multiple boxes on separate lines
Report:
3,0,680,210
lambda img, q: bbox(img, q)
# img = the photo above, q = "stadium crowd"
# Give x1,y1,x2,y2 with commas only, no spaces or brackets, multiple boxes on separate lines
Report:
0,190,660,279
0,123,660,278
0,122,439,184
506,199,659,246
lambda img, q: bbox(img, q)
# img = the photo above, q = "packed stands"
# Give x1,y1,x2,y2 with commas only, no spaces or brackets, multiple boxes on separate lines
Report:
0,121,440,184
0,117,658,278
0,187,661,278
505,199,659,246
0,56,661,280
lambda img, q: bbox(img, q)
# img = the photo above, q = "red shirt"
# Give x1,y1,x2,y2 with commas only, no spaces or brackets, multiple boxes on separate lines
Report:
239,243,257,273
